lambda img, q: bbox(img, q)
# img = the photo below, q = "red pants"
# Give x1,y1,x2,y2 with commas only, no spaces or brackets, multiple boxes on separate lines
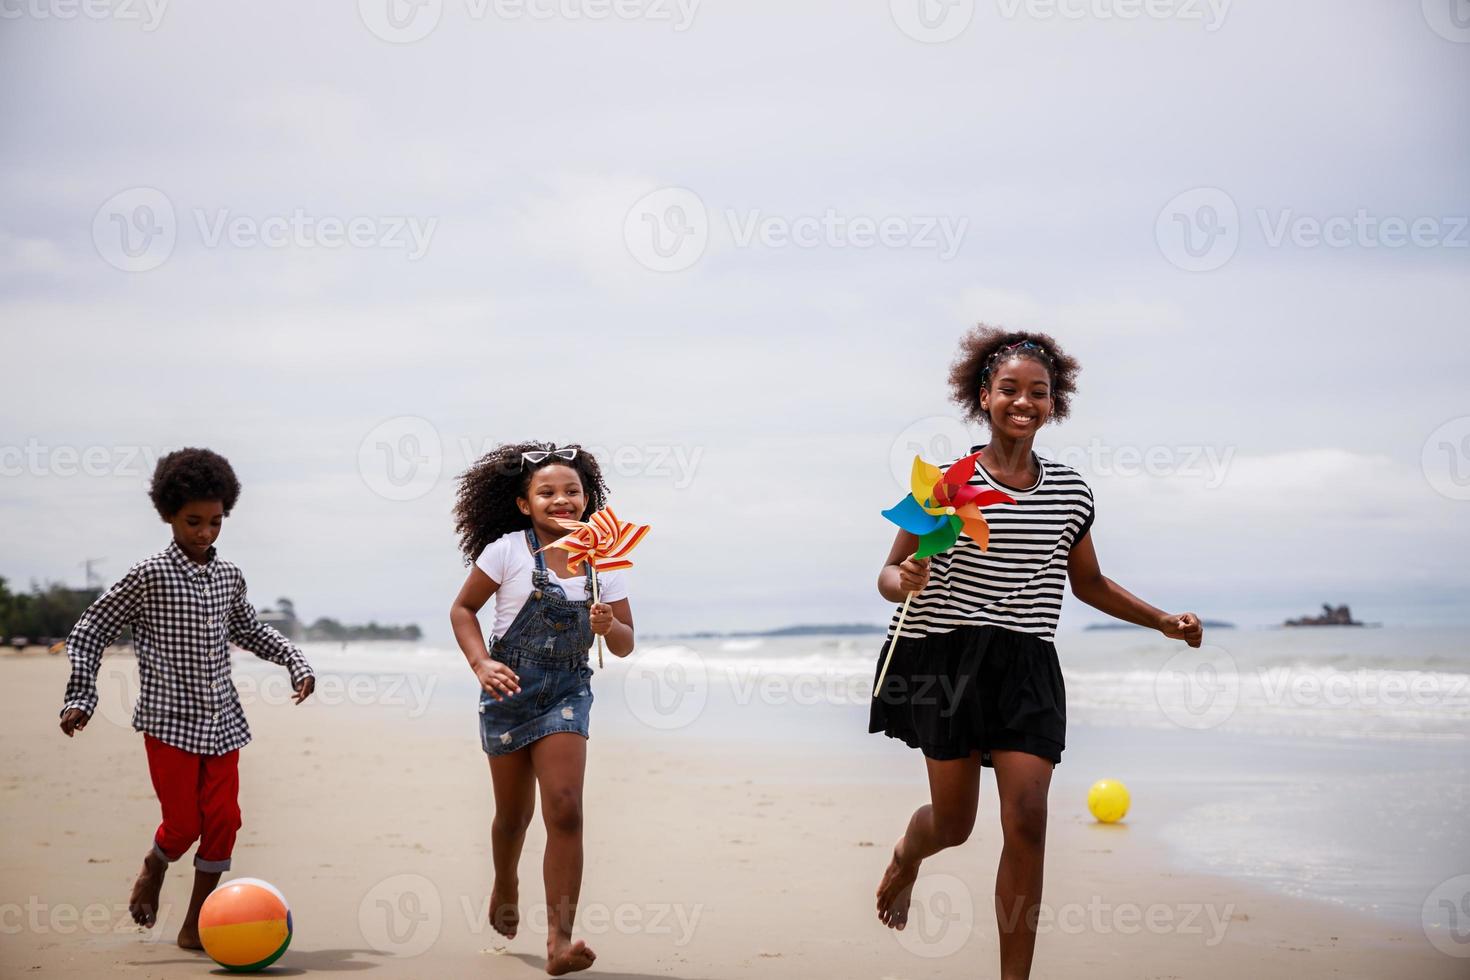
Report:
143,735,241,872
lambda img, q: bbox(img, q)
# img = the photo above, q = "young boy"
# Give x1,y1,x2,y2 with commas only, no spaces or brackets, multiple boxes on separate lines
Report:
57,447,315,949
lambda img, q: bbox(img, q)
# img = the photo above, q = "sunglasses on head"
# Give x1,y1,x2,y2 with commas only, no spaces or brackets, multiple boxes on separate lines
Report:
521,447,578,468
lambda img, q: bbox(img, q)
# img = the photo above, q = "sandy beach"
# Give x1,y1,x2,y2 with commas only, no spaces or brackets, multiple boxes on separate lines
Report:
1,647,1463,979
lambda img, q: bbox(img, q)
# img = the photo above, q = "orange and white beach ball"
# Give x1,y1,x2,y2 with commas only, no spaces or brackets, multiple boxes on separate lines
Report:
198,877,293,972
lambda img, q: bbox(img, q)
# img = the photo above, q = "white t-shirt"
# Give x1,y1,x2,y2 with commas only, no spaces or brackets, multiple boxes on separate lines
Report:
474,532,630,641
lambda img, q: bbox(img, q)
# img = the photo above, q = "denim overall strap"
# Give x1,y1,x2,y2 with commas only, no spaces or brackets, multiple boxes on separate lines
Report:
489,529,594,668
525,528,566,595
527,528,596,597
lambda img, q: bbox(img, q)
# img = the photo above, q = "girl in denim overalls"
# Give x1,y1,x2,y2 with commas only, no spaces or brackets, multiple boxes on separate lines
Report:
450,441,636,977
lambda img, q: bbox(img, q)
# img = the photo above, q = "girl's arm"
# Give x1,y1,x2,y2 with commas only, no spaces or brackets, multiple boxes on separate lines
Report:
589,599,635,657
1067,532,1203,646
878,530,931,603
450,567,521,700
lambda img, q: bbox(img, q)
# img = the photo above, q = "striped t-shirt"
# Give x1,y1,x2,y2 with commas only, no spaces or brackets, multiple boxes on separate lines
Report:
890,447,1095,643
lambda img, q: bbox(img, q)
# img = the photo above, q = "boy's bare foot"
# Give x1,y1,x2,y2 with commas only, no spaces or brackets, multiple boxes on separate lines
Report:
488,879,519,939
545,938,596,976
876,840,920,930
176,923,204,950
129,851,167,928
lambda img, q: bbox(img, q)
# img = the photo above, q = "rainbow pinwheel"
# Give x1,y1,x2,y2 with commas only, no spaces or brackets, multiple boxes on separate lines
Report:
873,451,1015,696
881,452,1016,558
540,507,650,666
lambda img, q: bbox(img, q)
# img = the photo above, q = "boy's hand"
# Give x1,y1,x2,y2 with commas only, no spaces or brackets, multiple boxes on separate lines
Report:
474,659,521,702
292,676,315,704
897,556,931,594
1160,612,1203,648
589,602,615,637
59,708,90,737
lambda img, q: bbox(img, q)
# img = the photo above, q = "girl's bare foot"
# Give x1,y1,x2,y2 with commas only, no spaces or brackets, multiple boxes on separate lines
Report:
545,938,596,976
176,923,204,950
489,879,520,939
128,851,167,927
876,840,920,930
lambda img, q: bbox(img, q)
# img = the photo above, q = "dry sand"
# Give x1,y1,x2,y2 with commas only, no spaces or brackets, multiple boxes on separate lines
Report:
1,651,1460,978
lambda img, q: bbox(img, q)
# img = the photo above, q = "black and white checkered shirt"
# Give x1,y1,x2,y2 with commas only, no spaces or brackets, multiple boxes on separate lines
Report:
61,541,314,756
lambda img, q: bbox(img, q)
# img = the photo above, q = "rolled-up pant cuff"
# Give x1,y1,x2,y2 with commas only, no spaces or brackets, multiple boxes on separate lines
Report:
193,855,231,873
152,840,175,863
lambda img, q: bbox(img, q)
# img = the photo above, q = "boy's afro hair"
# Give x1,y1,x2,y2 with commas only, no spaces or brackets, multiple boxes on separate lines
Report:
149,448,241,519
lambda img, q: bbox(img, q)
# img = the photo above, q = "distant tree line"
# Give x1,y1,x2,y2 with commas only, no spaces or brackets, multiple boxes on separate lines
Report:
255,597,421,642
303,617,423,642
1,577,420,647
0,577,103,645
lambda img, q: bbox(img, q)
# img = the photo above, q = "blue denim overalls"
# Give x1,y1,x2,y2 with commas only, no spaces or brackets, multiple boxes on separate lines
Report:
478,529,596,756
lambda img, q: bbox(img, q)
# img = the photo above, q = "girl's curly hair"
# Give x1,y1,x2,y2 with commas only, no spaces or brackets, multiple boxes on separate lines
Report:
452,441,610,565
149,447,241,519
948,324,1081,425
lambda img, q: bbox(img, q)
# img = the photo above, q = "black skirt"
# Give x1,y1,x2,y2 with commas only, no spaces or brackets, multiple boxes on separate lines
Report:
869,624,1066,765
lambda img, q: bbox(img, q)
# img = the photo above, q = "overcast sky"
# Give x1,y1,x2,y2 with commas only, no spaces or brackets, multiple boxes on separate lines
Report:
2,0,1467,640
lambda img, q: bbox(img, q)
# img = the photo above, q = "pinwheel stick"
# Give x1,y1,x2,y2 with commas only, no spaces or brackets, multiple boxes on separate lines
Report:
590,566,604,669
872,590,915,699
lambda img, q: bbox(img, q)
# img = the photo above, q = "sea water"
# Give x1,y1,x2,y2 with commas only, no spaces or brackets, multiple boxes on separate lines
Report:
239,625,1469,931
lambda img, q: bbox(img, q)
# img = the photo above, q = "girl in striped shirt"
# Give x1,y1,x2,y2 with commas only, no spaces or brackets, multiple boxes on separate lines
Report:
870,327,1203,979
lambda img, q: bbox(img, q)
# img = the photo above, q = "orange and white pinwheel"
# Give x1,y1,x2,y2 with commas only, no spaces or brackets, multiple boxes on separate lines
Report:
540,507,650,665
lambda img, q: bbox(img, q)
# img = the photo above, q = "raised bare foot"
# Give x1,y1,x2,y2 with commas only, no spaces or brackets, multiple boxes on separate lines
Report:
545,938,596,976
129,851,167,928
876,840,920,930
489,879,520,939
176,923,204,950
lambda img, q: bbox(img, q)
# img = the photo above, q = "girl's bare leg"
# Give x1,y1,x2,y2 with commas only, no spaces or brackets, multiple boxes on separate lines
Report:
488,750,537,939
877,751,982,929
990,750,1053,980
529,733,595,976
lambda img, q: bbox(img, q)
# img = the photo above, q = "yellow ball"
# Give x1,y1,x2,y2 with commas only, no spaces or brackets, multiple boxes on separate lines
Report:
1087,779,1130,824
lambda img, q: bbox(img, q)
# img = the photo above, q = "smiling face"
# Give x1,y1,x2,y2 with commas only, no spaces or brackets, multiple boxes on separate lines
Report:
517,464,587,539
979,356,1054,439
167,499,225,564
